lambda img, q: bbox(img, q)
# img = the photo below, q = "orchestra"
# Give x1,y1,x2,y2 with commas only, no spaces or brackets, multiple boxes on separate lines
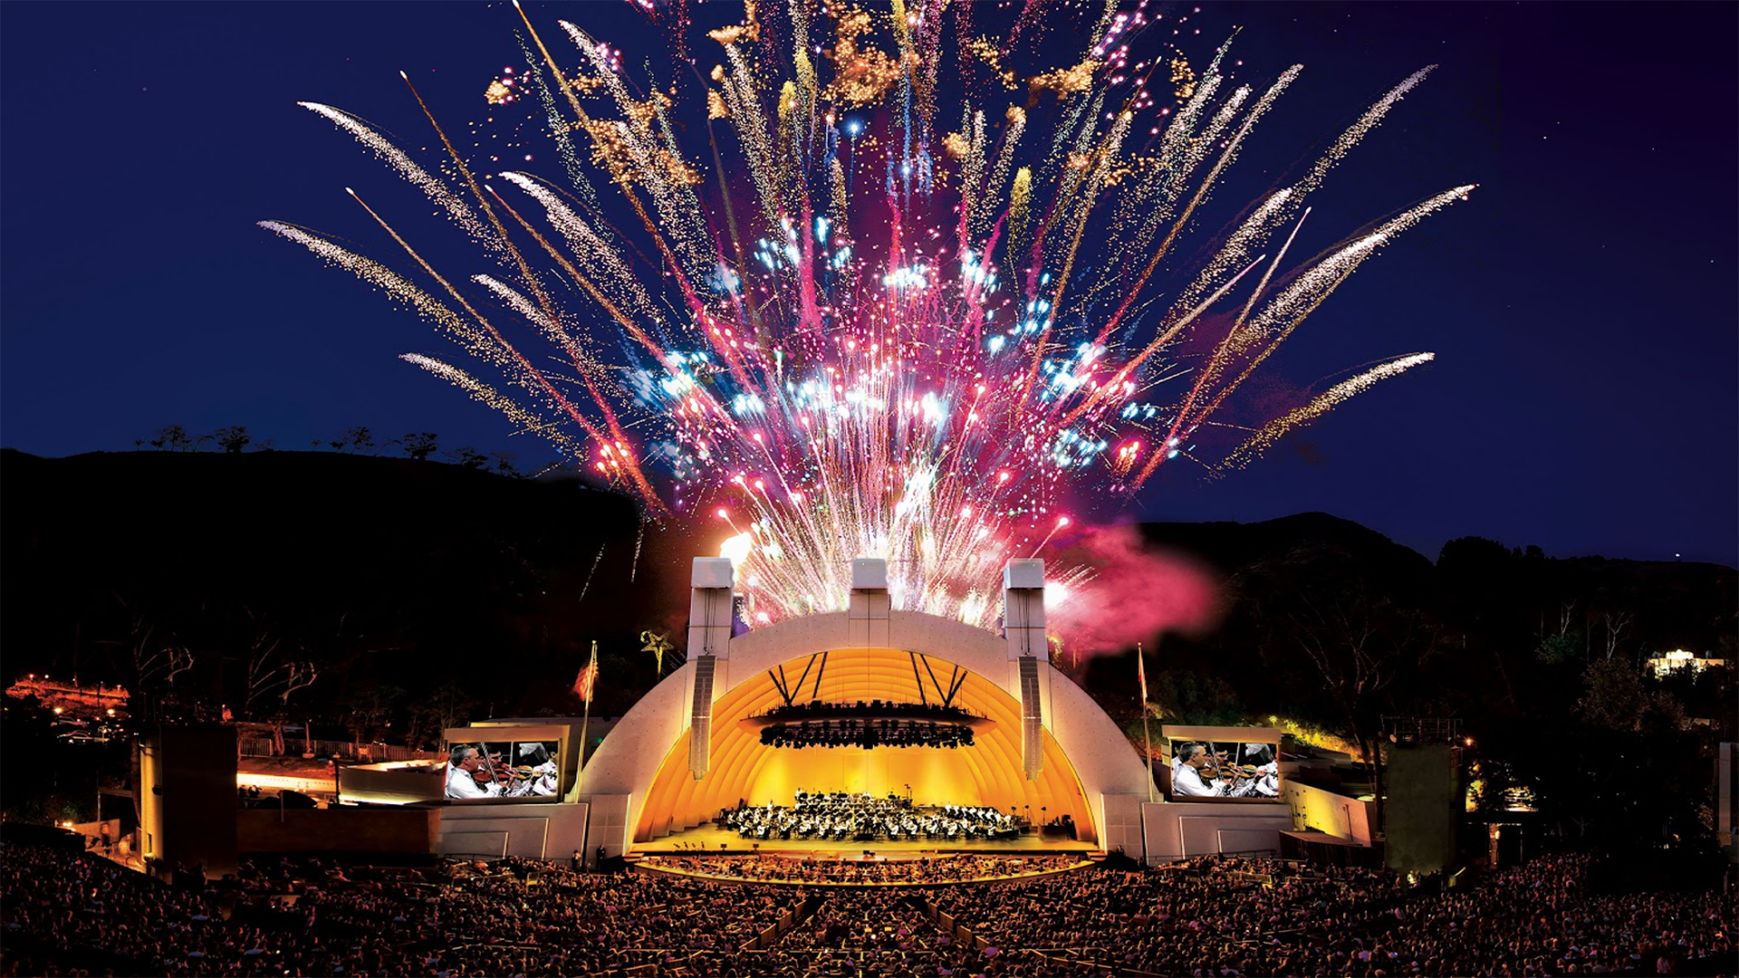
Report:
723,791,1021,842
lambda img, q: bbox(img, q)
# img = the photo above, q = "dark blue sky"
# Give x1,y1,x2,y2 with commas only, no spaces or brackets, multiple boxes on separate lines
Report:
3,2,1734,566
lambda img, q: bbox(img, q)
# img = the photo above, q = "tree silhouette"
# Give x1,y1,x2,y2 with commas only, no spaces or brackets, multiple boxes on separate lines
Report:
449,446,489,470
393,432,440,461
343,426,376,454
99,600,195,723
345,682,405,757
213,425,251,453
238,609,319,755
148,425,193,452
1238,546,1440,830
407,680,476,749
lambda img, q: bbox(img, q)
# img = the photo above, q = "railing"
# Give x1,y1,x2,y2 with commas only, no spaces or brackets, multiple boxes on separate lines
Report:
636,856,1093,889
240,737,438,761
1144,845,1281,865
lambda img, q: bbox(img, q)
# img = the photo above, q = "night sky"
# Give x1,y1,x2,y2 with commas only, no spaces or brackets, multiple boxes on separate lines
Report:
3,2,1734,567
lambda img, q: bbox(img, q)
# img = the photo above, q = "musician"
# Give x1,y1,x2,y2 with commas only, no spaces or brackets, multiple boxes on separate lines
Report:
446,744,504,799
1244,744,1281,797
512,742,559,797
1172,743,1227,797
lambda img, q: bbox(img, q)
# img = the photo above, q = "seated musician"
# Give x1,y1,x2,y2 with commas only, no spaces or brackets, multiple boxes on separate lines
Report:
1171,743,1227,797
446,744,505,799
1245,744,1281,797
510,742,559,797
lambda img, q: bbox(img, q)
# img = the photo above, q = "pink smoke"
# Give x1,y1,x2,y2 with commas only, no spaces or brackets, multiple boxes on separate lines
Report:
1045,524,1223,656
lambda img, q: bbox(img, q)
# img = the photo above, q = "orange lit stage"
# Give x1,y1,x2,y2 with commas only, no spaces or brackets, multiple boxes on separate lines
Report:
632,647,1096,844
571,557,1162,867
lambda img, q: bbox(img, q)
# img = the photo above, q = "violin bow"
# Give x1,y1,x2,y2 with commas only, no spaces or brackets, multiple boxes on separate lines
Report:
478,744,504,788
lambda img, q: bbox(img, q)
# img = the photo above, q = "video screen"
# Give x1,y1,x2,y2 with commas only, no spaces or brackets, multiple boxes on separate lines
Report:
1168,739,1281,800
444,740,561,800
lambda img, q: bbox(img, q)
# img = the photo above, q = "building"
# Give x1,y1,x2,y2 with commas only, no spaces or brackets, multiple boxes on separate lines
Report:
265,556,1298,867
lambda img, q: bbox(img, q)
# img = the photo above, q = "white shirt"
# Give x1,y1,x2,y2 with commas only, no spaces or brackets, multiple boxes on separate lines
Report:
1173,764,1226,798
1255,762,1280,797
447,764,504,799
529,761,558,796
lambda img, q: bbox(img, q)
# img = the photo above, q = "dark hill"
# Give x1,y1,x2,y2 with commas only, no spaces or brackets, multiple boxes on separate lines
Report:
1,449,681,719
1139,511,1435,585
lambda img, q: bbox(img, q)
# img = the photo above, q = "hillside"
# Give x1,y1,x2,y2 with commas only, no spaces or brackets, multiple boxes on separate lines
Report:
3,448,1732,734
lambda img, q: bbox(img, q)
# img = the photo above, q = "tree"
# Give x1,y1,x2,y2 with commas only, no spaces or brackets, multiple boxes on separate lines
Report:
1535,600,1584,664
449,446,489,470
1148,669,1246,726
1536,631,1584,665
148,425,194,452
394,432,440,461
490,451,519,477
238,610,318,755
1239,546,1440,832
102,602,195,722
345,682,404,757
1577,657,1689,734
213,425,251,453
407,680,476,750
343,426,376,454
1600,609,1634,660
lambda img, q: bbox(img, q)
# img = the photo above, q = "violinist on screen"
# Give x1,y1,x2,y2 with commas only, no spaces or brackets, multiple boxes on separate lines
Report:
1172,742,1228,798
446,743,505,799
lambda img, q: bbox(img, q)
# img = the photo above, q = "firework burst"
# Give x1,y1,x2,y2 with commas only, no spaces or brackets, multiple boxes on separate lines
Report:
264,1,1471,629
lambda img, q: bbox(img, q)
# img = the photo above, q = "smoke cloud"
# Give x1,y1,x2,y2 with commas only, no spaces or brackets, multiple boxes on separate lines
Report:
1045,524,1224,656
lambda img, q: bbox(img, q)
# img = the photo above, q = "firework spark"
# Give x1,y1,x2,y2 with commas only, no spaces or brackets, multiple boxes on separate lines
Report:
266,3,1470,629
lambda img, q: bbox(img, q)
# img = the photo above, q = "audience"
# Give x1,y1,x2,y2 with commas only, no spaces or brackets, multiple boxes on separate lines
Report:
2,840,1731,978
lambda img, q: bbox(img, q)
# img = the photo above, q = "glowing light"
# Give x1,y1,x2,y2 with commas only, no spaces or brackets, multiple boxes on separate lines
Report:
720,533,752,568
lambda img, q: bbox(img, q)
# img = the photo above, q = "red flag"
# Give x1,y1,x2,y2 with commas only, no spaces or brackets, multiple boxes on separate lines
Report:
1136,643,1148,702
575,641,600,704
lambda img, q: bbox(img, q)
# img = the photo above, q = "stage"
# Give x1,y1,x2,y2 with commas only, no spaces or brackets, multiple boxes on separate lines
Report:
635,822,1095,856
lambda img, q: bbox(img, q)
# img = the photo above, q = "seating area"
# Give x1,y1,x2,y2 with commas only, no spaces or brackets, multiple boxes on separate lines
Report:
3,840,1732,977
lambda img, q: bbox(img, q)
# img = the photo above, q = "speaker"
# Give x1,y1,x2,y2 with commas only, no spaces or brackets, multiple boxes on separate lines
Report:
138,725,238,878
1384,744,1460,874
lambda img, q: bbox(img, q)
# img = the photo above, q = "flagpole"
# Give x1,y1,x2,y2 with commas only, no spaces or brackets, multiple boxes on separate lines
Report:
1139,642,1155,803
576,640,596,802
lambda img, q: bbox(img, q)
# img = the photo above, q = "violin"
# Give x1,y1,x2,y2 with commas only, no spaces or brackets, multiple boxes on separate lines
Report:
470,750,533,787
1205,757,1257,782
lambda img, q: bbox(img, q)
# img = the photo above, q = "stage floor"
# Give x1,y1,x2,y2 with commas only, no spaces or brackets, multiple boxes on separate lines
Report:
634,823,1094,856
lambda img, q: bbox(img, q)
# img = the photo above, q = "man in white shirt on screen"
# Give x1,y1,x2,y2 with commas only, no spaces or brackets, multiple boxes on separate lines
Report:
1171,743,1227,798
446,744,504,799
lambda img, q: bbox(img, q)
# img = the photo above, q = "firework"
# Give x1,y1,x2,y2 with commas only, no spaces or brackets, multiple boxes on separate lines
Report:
266,2,1471,629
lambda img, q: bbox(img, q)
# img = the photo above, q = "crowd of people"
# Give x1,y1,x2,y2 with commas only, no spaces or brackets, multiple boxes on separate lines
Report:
931,852,1735,977
0,843,799,977
733,890,1071,974
725,793,1019,843
2,839,1732,977
639,853,1081,886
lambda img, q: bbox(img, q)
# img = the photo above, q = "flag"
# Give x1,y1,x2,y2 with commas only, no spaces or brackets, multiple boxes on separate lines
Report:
576,640,600,704
1136,643,1148,702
